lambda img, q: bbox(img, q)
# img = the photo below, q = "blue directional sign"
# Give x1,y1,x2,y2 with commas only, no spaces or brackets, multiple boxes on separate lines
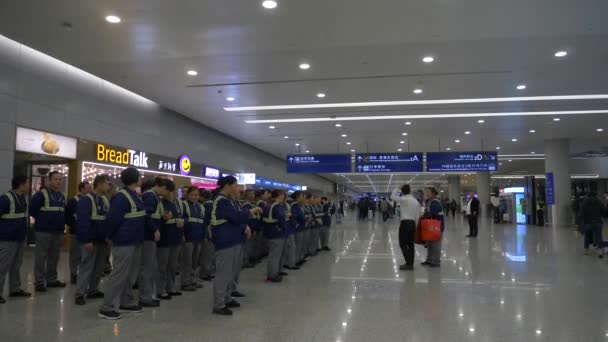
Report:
426,152,498,172
355,153,423,173
545,172,555,205
286,154,352,173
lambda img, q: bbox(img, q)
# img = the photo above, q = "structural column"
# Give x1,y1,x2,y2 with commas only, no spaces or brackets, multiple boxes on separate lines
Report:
447,175,461,202
476,172,491,217
544,139,571,226
0,122,16,190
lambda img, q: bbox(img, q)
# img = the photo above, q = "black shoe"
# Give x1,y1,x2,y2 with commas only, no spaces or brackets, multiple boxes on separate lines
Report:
212,307,233,316
119,304,144,313
132,283,139,290
226,300,241,308
104,269,112,275
322,247,331,251
158,293,172,300
140,301,160,308
295,261,304,267
0,296,5,304
47,281,67,288
195,283,203,288
35,285,47,292
168,291,182,296
421,261,430,266
316,248,322,252
231,291,246,298
75,296,86,306
87,291,104,299
201,276,214,282
267,276,283,283
9,290,32,298
286,266,300,270
428,263,441,268
181,285,197,292
70,275,77,285
279,271,288,276
98,310,121,320
399,264,414,271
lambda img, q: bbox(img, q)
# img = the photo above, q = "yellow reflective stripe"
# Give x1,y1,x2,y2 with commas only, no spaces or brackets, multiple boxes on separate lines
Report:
119,189,146,219
166,218,177,224
40,189,65,212
1,192,27,219
263,202,279,223
184,201,205,224
210,195,228,226
145,190,164,219
188,218,205,224
86,194,107,221
40,207,64,212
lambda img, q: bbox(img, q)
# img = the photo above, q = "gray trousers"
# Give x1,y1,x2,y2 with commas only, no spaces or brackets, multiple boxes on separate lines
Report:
267,238,285,279
243,237,254,265
213,245,240,310
295,231,306,261
69,234,81,278
181,241,201,287
101,244,142,312
76,241,107,296
308,229,319,254
320,226,330,248
138,241,158,303
34,232,63,286
282,234,296,267
425,237,443,265
157,245,180,294
231,245,243,294
0,241,25,294
198,239,216,278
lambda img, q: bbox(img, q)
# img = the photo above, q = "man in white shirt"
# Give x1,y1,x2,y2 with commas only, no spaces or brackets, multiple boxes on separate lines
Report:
391,184,421,270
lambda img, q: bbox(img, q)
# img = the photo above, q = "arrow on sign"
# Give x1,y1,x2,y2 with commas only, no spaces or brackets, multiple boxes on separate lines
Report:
288,157,294,163
357,156,363,162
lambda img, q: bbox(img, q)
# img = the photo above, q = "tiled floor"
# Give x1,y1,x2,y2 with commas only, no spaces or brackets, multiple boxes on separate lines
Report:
1,213,607,341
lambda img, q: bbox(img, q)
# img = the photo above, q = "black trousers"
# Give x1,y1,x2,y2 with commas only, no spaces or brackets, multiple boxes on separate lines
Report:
468,214,479,236
398,220,416,266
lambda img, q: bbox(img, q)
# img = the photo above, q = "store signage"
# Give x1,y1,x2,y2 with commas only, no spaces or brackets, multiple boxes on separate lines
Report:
355,153,423,173
545,172,555,205
426,152,498,172
204,166,220,179
286,154,352,173
157,160,177,173
16,127,77,159
179,155,192,175
96,144,148,168
236,173,256,185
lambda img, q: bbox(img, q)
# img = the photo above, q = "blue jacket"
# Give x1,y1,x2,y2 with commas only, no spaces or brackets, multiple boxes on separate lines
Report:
203,200,213,232
263,200,287,240
142,190,163,241
184,200,205,242
284,201,296,235
322,203,332,226
106,188,146,246
65,195,80,234
242,202,261,232
0,191,28,242
158,199,184,247
291,202,306,232
311,204,323,229
76,193,109,243
210,193,250,250
30,188,66,233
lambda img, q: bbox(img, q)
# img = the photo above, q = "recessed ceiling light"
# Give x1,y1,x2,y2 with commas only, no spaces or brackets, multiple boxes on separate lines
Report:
553,118,561,121
295,143,300,146
499,162,503,165
305,150,310,153
262,0,278,9
446,147,451,151
402,132,408,136
530,151,536,154
317,93,326,98
335,123,342,127
529,129,536,133
399,141,405,144
269,125,276,129
226,97,235,102
405,121,412,125
508,159,513,162
186,70,198,76
554,50,568,57
283,136,289,139
496,146,501,150
346,142,352,145
597,128,604,132
454,139,461,143
535,330,542,335
516,84,527,90
413,89,423,94
397,148,403,152
341,134,347,137
464,131,471,135
299,63,310,70
422,56,434,63
350,149,355,152
105,15,121,23
512,138,518,142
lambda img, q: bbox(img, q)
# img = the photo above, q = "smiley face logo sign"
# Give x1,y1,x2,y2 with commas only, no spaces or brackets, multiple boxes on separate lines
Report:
179,155,192,175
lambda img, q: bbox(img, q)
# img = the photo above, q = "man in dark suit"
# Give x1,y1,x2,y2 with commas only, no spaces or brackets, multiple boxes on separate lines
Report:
466,195,480,238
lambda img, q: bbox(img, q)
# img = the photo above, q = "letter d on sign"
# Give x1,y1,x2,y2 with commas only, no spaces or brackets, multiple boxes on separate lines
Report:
97,144,105,161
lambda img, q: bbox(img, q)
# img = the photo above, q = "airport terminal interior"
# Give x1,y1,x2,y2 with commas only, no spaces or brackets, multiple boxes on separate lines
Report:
1,1,608,341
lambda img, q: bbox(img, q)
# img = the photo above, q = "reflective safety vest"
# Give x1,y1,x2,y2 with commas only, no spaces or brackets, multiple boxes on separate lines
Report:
86,193,110,221
184,200,205,224
263,202,280,224
164,199,184,224
210,194,231,226
285,202,292,220
118,189,146,219
0,191,27,219
145,190,165,219
40,188,65,212
72,195,80,218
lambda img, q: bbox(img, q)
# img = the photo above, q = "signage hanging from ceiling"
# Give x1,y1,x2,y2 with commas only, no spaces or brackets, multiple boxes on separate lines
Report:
426,152,498,172
204,166,220,179
354,153,423,173
236,173,256,185
15,127,77,159
286,154,352,173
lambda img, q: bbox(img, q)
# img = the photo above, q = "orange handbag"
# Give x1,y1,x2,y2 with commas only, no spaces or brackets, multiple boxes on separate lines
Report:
420,218,442,242
414,221,424,244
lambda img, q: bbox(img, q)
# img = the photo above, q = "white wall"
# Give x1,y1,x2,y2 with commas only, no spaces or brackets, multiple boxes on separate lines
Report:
0,35,334,192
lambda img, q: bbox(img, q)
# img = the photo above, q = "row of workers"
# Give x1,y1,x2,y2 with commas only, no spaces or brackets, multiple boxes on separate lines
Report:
0,168,335,319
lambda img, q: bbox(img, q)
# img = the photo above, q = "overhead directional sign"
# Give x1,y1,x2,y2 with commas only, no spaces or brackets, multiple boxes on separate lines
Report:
426,151,498,172
286,154,352,173
355,153,423,173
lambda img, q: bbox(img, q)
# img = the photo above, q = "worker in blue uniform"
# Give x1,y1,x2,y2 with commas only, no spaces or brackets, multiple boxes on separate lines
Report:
320,196,334,252
291,191,307,267
307,196,322,256
98,167,146,320
181,186,205,291
263,189,288,282
230,190,247,298
30,171,67,291
156,185,184,299
0,175,32,304
303,193,314,258
74,175,110,306
66,181,91,284
210,176,260,316
198,190,215,282
139,177,171,307
241,190,260,268
282,196,299,270
256,189,271,260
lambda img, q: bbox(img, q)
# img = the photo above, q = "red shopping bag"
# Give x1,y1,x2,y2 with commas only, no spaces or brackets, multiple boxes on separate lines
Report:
420,218,442,242
414,221,424,244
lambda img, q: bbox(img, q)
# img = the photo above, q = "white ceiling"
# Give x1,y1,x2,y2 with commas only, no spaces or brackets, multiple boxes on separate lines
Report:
1,0,607,192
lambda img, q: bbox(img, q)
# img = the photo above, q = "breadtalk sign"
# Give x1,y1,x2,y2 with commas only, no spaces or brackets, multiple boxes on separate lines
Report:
96,144,149,168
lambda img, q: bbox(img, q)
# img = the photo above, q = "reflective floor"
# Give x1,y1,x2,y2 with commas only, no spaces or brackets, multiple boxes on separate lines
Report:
1,214,607,341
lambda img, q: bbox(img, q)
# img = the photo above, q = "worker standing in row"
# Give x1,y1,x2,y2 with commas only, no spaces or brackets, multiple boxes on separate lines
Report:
181,186,205,291
264,189,287,282
282,196,299,270
66,181,91,285
157,187,183,299
291,191,308,267
320,197,333,252
198,190,214,282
